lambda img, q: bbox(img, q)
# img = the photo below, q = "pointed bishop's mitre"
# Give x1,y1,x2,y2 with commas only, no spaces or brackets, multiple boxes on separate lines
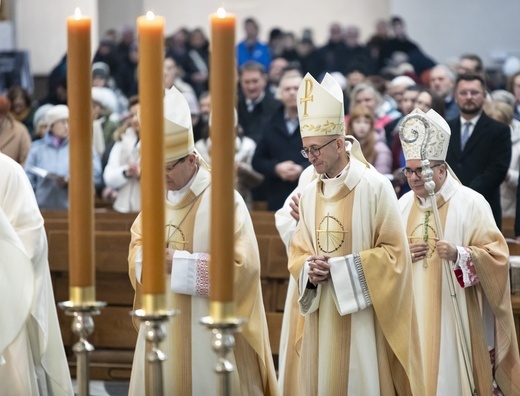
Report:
164,86,194,163
400,108,451,161
297,72,345,138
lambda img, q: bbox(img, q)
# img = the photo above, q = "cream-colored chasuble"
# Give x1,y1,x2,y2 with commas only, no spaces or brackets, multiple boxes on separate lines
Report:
405,191,473,395
400,173,520,395
288,156,424,396
129,167,278,396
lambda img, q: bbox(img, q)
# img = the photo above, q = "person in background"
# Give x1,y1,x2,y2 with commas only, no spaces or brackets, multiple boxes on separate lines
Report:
429,64,459,120
7,86,35,136
195,110,263,210
508,70,520,121
267,57,290,96
192,91,210,143
116,40,139,98
31,104,53,141
237,61,281,143
346,104,392,175
163,54,200,125
0,152,74,395
103,96,140,213
446,72,511,229
183,28,210,98
236,17,271,69
347,82,395,132
483,99,520,219
24,105,102,210
128,87,278,395
399,108,520,395
0,95,31,165
91,86,119,158
252,71,306,211
91,61,128,118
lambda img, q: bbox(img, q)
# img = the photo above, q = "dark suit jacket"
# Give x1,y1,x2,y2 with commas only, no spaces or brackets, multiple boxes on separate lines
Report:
252,106,308,211
446,112,511,228
237,91,281,143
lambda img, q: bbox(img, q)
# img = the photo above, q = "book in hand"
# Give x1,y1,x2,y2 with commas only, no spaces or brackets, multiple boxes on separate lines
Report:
27,166,62,180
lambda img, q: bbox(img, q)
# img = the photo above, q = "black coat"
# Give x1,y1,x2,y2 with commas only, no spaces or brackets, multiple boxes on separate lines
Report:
237,92,281,143
446,112,511,228
252,106,308,211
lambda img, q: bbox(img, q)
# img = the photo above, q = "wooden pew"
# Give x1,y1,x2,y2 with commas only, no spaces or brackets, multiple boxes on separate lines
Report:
46,209,292,376
48,229,136,380
255,216,290,358
503,217,515,239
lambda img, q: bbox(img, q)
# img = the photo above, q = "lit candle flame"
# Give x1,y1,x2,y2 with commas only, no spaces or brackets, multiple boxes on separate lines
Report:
217,8,226,18
74,7,82,19
146,11,155,20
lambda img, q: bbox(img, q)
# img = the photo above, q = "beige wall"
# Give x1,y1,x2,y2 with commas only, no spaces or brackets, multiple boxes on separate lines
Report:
15,0,98,75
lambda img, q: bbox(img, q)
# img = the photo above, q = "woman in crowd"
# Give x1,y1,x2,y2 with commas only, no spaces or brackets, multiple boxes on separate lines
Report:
346,104,392,175
103,96,141,213
7,86,36,136
25,105,102,209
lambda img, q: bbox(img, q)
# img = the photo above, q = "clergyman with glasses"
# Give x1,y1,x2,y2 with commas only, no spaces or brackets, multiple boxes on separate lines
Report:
398,108,520,395
127,86,278,395
283,72,424,395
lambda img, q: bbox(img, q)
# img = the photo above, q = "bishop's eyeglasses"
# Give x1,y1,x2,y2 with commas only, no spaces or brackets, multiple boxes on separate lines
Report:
301,138,337,159
402,163,443,178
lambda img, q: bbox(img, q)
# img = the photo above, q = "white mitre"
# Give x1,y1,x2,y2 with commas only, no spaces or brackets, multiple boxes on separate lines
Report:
164,86,194,163
400,108,451,161
297,72,345,138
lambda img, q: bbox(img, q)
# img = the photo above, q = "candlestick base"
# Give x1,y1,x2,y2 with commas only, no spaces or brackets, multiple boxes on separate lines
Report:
131,309,178,396
58,300,106,396
200,316,247,396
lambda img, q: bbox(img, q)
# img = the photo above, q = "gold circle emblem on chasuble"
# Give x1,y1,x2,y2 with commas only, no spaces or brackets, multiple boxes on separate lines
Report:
316,214,346,254
409,222,438,259
166,224,188,250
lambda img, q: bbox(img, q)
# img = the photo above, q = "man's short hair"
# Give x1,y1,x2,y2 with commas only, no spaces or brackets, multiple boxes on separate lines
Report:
239,61,266,76
460,53,484,73
455,71,486,89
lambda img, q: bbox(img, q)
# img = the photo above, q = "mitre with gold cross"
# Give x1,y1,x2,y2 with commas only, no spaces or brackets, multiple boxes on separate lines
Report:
297,72,345,138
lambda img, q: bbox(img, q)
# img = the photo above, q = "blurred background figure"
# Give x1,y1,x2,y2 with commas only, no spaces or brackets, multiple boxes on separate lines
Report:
183,28,210,98
195,110,263,209
0,95,31,166
24,105,102,209
346,104,391,175
193,91,210,143
484,96,520,219
31,103,53,141
236,17,271,69
91,86,119,158
7,86,35,136
103,96,141,213
163,55,200,125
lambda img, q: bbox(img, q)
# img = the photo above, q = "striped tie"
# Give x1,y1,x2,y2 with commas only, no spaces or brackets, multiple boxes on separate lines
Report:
461,122,471,150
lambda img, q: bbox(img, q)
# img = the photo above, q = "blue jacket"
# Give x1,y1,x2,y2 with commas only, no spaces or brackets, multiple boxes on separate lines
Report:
24,132,102,209
236,40,271,69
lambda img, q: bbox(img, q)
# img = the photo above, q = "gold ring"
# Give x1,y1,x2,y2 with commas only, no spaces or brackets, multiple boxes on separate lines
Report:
412,253,415,259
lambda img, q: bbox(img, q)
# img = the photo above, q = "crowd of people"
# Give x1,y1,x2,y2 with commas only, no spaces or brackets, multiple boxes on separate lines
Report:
1,15,520,218
1,14,520,395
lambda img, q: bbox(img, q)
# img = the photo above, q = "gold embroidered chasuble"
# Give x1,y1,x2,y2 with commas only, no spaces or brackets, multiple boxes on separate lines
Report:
399,173,520,396
288,157,424,396
128,167,278,396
